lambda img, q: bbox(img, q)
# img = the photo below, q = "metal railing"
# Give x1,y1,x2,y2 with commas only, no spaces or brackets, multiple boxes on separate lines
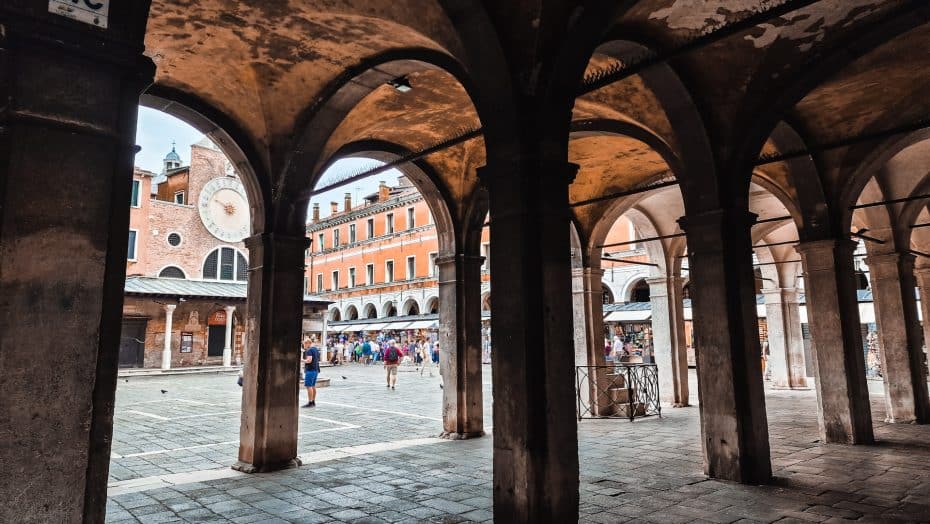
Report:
575,364,661,421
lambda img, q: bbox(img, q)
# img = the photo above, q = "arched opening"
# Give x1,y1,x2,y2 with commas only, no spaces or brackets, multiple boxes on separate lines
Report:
402,298,420,316
345,305,359,320
363,303,378,319
602,286,614,305
629,279,651,303
329,307,342,322
425,297,439,314
382,301,397,318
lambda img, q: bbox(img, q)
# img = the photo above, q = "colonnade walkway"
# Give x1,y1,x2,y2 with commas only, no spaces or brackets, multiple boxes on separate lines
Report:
106,368,930,523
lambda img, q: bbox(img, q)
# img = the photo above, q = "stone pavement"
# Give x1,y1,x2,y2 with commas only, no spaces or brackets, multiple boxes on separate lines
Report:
107,365,930,523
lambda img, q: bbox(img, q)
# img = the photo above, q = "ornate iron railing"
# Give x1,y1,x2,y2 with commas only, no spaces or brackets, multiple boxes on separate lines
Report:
575,364,661,421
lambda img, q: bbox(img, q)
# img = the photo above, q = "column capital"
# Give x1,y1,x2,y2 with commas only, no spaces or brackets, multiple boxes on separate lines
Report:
678,208,756,257
761,287,799,304
165,304,177,313
865,251,916,281
572,266,605,278
224,305,237,313
914,266,930,286
796,238,858,272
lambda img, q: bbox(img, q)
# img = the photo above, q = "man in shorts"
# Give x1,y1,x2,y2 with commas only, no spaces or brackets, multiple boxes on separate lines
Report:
303,338,320,408
383,339,401,390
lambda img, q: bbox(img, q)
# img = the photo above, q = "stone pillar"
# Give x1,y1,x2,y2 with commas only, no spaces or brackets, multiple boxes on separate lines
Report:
572,267,613,415
437,253,484,439
679,209,771,484
235,233,309,473
0,13,154,522
866,253,930,423
481,161,579,522
762,288,809,389
648,276,690,406
223,305,236,367
162,304,177,370
796,239,873,443
914,268,930,383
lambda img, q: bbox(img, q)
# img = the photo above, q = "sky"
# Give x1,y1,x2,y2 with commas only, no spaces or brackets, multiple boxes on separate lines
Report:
135,107,403,221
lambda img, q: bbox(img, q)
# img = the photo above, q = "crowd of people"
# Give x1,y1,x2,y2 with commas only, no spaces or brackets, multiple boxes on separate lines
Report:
324,334,441,368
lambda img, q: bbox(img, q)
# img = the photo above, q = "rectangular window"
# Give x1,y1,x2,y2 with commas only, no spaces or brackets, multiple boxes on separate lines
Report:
127,229,138,260
366,263,374,285
366,218,375,239
407,207,415,229
220,247,235,280
331,270,339,290
428,252,438,277
481,243,490,270
385,260,394,283
174,191,185,205
348,267,356,288
349,224,356,243
316,273,323,292
386,213,394,234
333,229,341,248
318,233,325,252
406,256,416,280
130,180,141,208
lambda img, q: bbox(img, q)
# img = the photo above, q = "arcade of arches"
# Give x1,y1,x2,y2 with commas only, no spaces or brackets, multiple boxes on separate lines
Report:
3,1,930,522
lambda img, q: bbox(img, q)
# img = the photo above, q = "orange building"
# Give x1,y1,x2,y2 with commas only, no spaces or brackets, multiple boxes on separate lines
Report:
306,177,490,341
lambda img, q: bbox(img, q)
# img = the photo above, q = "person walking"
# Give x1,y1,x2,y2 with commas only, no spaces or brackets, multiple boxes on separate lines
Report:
383,339,401,389
303,338,320,408
367,338,378,365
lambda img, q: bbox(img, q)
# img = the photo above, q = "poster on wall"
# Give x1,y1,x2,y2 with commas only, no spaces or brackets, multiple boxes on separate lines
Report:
180,332,193,353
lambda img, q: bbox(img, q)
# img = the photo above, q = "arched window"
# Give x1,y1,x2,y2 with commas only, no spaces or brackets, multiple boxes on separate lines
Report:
159,266,186,279
203,247,248,282
602,286,614,305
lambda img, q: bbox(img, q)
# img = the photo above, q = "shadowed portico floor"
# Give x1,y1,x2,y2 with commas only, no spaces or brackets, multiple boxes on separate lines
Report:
106,368,930,523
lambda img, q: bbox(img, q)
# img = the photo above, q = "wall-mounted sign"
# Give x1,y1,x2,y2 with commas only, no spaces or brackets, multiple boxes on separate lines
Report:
180,332,193,353
48,0,109,29
208,310,228,326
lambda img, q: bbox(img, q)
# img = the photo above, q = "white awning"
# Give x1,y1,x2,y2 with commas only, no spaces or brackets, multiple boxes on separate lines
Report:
364,322,389,331
407,320,437,329
604,310,652,322
387,321,414,329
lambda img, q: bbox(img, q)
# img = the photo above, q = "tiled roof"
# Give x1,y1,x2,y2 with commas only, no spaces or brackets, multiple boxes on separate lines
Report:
125,276,331,304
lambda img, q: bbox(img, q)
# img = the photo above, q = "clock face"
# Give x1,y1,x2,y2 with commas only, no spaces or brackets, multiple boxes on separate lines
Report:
198,177,250,242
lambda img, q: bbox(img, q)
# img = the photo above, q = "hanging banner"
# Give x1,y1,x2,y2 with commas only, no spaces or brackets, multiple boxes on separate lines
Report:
49,0,110,29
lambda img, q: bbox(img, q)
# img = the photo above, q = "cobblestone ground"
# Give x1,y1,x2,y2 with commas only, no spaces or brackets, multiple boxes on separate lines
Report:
107,366,930,523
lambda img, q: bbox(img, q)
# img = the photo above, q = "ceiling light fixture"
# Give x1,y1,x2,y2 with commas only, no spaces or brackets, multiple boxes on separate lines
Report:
388,75,412,93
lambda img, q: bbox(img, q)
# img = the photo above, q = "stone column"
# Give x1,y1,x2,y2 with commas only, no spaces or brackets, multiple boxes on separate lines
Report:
679,209,771,484
648,276,690,406
235,233,309,473
0,14,154,523
866,253,930,423
914,268,930,383
481,161,579,522
572,267,613,415
437,253,484,439
762,288,809,389
796,239,873,443
223,305,236,367
162,304,177,370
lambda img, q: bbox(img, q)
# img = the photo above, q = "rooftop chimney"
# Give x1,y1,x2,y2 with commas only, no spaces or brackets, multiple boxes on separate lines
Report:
378,181,390,202
344,192,352,212
330,201,339,215
312,203,320,222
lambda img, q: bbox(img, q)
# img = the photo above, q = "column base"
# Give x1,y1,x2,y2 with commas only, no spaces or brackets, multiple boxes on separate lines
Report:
438,430,485,440
232,458,302,474
672,402,690,408
884,416,918,424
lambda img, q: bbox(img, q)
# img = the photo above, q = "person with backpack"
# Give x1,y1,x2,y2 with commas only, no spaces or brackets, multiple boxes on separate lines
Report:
383,339,401,389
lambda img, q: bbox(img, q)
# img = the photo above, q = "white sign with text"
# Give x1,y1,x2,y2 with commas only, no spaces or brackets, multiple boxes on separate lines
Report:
48,0,109,29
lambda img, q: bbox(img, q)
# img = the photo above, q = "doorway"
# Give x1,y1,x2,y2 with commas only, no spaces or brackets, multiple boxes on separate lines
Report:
207,325,225,357
119,319,147,368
